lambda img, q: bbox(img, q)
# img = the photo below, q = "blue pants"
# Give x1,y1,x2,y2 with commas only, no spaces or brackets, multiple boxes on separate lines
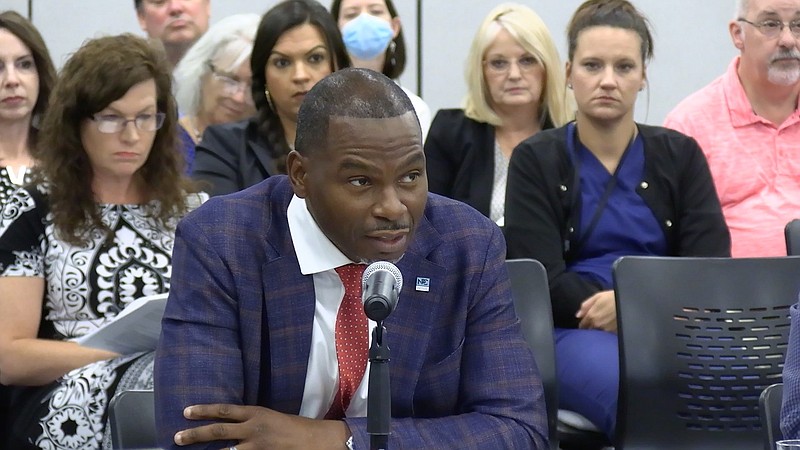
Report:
555,327,618,438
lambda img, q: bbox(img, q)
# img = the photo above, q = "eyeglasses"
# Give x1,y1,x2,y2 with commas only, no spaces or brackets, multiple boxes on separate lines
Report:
90,113,166,134
738,18,800,39
208,63,254,105
483,55,540,75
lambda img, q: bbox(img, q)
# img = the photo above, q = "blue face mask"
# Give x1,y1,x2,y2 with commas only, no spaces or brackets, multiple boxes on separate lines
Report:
341,13,394,61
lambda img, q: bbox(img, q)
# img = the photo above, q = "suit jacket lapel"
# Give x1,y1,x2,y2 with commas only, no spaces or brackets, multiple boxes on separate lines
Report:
386,216,445,414
248,126,278,177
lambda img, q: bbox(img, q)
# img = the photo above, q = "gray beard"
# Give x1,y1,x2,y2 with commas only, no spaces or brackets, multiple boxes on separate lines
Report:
768,62,800,86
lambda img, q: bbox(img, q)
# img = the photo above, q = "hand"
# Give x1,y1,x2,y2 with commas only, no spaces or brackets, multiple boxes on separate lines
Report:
174,404,350,449
575,290,617,333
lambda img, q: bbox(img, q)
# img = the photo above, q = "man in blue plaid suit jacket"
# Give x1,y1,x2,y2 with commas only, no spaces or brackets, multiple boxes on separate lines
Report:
154,68,548,449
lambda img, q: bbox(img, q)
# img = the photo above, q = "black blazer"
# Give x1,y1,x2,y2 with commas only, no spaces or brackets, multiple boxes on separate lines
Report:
505,123,731,328
424,109,497,217
192,117,278,197
424,109,553,218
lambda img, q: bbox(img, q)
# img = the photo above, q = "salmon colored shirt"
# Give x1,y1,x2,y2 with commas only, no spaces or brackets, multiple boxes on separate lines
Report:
664,57,800,257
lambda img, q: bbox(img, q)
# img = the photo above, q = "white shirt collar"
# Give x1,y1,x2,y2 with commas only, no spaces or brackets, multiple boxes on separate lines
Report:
287,195,354,275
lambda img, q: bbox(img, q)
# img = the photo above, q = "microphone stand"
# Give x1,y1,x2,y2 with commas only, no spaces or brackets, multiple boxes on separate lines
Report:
367,322,391,450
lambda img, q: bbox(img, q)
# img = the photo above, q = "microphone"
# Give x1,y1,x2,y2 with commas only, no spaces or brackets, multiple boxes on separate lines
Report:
361,261,403,322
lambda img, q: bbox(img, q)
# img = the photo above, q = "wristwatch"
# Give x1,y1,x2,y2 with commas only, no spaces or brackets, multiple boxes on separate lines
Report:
345,435,354,450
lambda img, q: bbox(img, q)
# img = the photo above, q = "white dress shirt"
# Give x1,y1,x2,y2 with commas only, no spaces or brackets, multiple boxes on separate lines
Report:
287,195,375,419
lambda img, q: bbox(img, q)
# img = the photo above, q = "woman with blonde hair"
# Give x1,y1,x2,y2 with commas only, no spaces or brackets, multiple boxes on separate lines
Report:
424,2,571,227
173,13,260,172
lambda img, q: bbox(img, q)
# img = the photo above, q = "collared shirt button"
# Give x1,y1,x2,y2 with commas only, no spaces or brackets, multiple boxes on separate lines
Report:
665,220,673,228
569,227,574,233
560,184,568,192
640,181,649,189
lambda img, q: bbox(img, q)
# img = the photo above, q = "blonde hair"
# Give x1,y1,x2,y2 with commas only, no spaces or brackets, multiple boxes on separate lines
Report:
463,3,572,127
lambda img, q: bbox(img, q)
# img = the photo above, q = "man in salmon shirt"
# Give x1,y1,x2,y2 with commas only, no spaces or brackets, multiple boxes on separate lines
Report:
664,0,800,257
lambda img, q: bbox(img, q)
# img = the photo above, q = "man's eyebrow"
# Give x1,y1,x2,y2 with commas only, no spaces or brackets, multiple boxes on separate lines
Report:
403,152,426,167
339,159,373,171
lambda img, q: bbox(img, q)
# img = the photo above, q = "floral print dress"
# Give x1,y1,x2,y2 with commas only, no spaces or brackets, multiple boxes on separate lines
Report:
0,183,206,449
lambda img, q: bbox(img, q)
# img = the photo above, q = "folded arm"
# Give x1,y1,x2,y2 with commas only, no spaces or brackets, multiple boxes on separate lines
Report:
0,277,118,385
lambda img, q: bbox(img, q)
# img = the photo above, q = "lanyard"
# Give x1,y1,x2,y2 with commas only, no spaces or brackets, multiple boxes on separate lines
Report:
565,122,636,253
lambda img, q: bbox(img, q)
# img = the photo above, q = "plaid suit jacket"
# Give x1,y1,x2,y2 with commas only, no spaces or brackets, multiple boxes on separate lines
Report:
154,176,548,449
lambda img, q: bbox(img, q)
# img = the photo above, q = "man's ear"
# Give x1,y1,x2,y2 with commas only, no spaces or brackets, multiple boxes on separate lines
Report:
286,150,308,198
730,21,745,50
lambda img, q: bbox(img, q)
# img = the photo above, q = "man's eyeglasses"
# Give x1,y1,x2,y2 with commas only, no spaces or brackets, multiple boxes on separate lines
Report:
90,113,166,134
483,55,540,75
208,63,254,105
738,18,800,39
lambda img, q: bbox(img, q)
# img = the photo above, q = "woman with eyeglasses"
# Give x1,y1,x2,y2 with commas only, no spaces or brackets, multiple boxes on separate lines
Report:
173,13,259,173
505,0,730,438
191,0,351,196
0,33,206,449
424,3,571,227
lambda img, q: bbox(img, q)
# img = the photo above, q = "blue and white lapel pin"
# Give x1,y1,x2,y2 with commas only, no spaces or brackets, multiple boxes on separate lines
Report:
415,277,430,292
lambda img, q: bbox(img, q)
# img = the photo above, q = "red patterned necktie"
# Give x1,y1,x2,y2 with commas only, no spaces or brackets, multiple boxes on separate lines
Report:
326,263,368,419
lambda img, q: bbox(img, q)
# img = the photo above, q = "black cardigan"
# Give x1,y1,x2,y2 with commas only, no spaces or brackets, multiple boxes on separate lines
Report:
505,123,731,328
191,117,277,197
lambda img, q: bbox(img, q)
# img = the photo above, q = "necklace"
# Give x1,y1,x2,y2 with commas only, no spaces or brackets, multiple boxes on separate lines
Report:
6,165,28,185
181,116,203,143
189,116,203,143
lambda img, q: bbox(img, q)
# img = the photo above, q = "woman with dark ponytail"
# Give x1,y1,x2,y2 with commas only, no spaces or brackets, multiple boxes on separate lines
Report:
505,0,730,439
192,0,351,196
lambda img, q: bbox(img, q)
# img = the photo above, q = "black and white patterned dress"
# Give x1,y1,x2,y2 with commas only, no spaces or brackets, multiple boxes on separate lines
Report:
0,183,206,449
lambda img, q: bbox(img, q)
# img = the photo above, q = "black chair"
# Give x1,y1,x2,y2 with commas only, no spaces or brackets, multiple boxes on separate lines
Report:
785,219,800,255
506,259,610,450
0,386,11,450
109,389,158,449
760,383,784,450
613,256,800,450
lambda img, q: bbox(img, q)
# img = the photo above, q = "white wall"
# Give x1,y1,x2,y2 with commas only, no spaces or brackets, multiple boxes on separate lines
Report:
11,0,737,125
420,0,738,125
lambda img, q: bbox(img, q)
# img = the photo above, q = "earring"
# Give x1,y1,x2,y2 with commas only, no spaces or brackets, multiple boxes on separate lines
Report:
387,40,397,70
264,88,275,112
567,83,573,89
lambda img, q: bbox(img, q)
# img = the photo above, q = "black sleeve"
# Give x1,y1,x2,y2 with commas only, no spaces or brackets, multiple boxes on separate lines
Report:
424,110,461,197
192,124,243,197
674,135,731,256
505,136,602,328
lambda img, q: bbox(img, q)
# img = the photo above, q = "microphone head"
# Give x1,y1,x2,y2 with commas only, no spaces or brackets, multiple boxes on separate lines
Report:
361,261,403,321
362,261,403,294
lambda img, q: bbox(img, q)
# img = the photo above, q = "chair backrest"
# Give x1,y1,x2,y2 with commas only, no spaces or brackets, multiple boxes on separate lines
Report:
109,389,157,449
785,220,800,255
506,258,558,450
613,256,800,450
760,383,784,450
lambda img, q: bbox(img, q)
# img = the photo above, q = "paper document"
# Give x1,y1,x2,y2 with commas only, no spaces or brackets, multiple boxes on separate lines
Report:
75,293,169,354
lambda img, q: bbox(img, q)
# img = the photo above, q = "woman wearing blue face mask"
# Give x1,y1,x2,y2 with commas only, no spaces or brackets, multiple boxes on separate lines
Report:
331,0,431,139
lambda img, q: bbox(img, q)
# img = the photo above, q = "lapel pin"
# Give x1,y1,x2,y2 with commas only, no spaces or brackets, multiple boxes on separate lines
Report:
415,277,430,292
